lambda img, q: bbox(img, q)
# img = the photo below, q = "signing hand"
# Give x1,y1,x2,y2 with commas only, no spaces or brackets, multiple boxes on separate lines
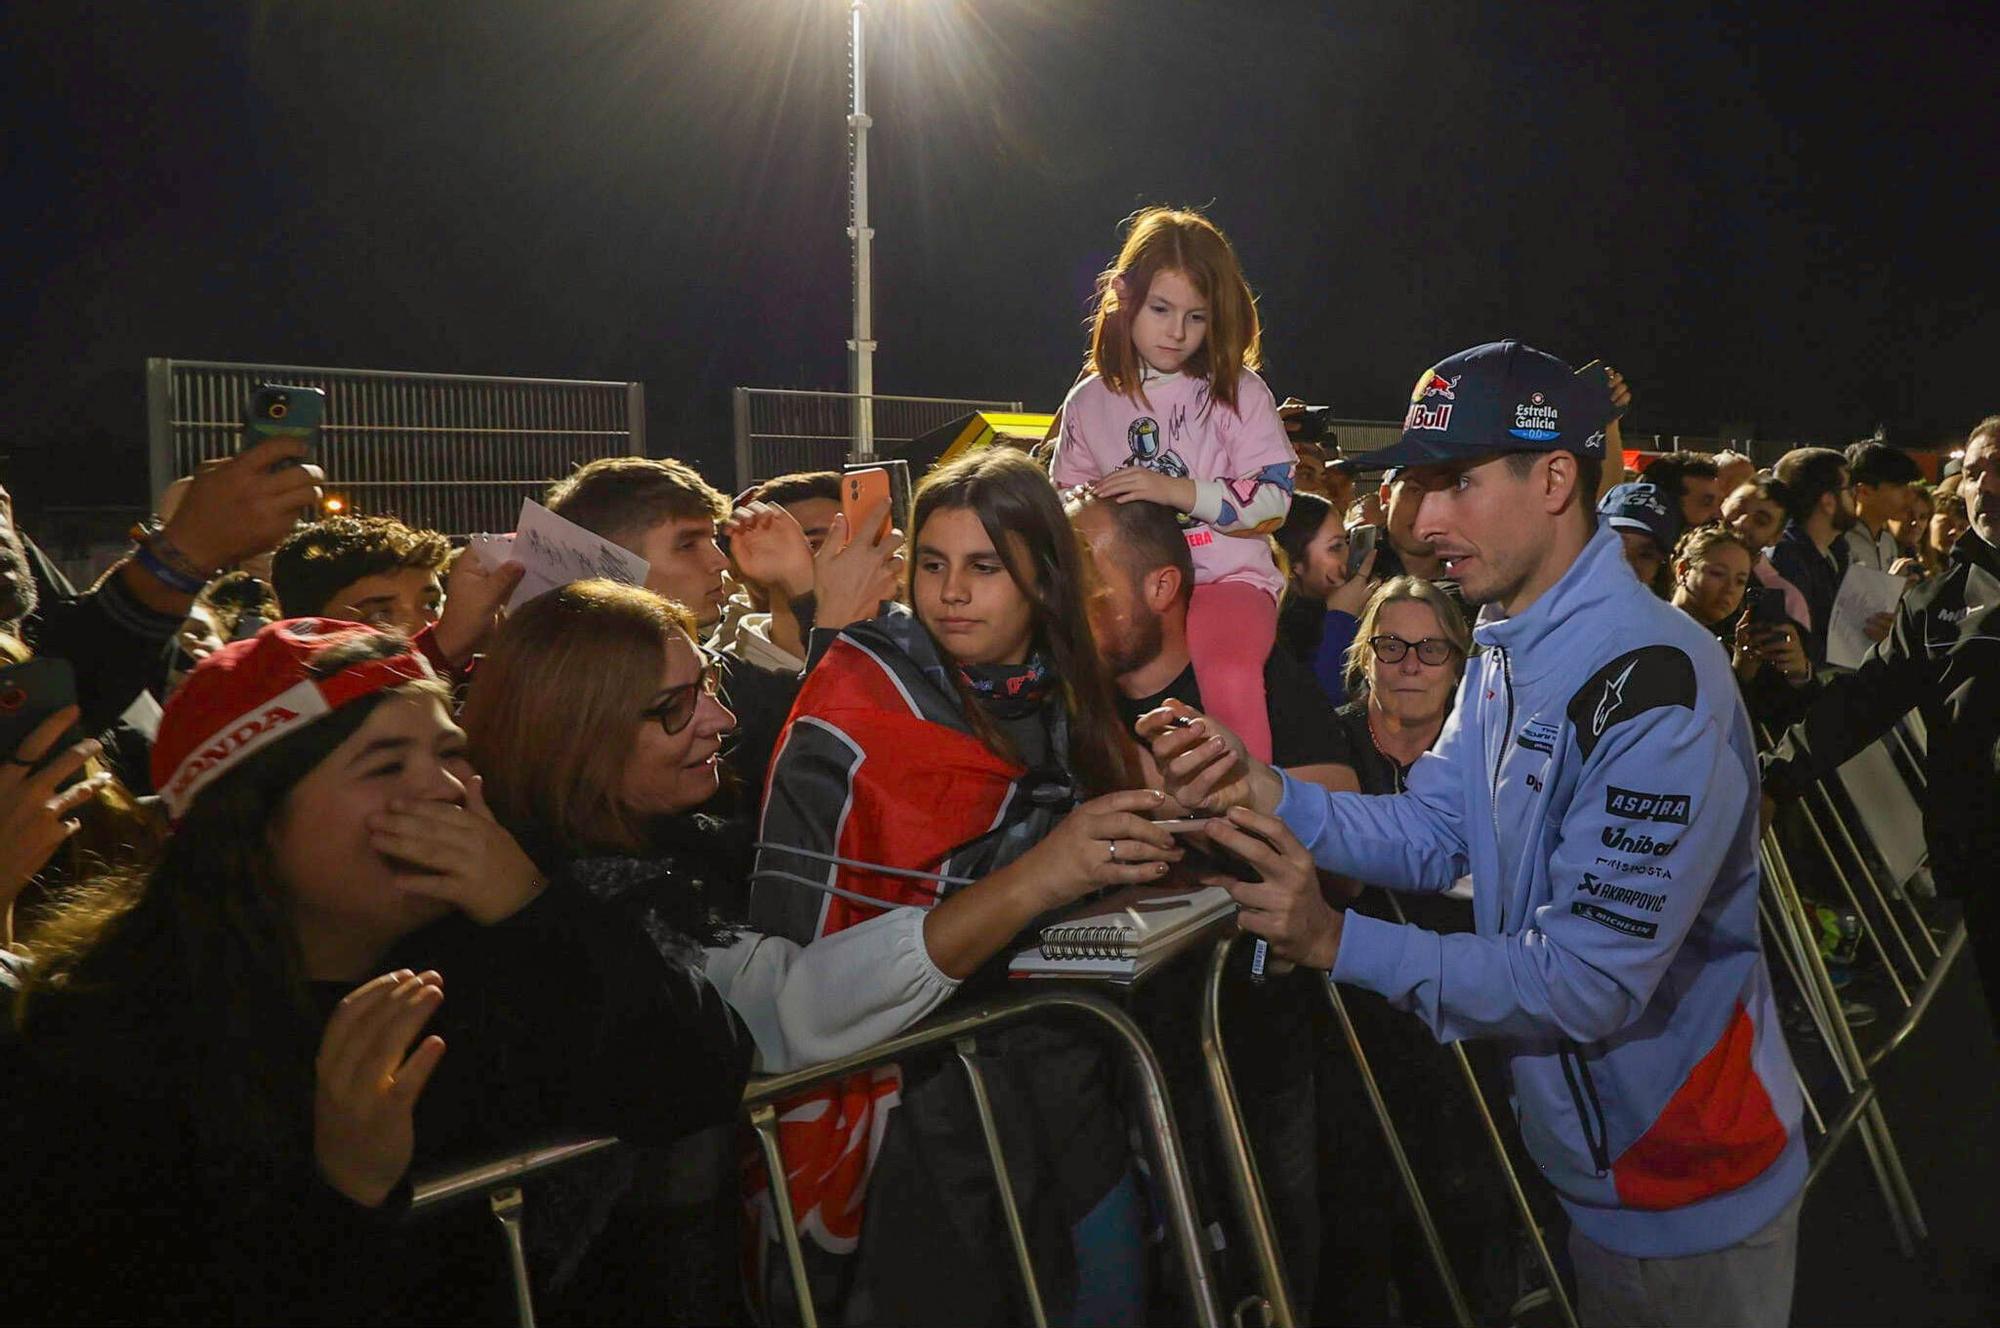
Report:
1200,806,1342,971
726,501,816,601
1863,610,1895,644
366,774,544,924
1134,700,1282,816
432,556,525,666
1091,467,1197,513
1016,788,1181,909
314,969,447,1207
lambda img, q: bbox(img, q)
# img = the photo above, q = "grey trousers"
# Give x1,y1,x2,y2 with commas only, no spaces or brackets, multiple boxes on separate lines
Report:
1567,1191,1803,1328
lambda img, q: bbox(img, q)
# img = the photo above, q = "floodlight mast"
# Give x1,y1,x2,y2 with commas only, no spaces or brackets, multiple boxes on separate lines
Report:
847,0,877,461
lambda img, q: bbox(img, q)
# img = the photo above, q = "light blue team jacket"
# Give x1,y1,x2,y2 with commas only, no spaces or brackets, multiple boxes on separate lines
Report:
1280,525,1804,1258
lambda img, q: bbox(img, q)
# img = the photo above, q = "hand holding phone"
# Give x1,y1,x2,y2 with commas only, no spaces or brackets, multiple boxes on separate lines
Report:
0,659,86,792
1345,523,1378,579
1743,584,1789,629
841,467,894,545
1153,815,1268,883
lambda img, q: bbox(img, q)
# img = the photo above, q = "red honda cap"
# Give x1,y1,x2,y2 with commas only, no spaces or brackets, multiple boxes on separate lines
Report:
150,618,437,820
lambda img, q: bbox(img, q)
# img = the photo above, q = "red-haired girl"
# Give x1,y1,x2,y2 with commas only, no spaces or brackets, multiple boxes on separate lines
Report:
1051,206,1294,760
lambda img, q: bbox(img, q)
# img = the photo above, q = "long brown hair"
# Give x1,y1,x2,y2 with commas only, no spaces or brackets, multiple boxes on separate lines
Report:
910,450,1138,794
1086,205,1263,413
462,580,695,857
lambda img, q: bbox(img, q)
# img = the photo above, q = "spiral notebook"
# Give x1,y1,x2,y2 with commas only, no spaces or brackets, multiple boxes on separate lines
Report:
1007,884,1237,983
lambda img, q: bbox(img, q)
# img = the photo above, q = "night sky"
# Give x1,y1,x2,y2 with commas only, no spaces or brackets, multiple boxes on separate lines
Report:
6,0,1996,514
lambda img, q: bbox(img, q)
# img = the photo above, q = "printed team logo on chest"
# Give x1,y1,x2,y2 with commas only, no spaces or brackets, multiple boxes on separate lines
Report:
1515,716,1560,755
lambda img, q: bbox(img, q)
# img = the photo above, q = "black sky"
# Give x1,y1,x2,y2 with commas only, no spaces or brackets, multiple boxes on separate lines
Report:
5,0,1996,510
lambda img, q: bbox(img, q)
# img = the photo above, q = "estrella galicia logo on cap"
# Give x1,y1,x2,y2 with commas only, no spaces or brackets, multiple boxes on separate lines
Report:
1509,391,1560,442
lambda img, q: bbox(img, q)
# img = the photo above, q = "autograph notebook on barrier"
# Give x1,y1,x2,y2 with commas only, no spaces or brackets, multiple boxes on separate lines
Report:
1007,884,1237,983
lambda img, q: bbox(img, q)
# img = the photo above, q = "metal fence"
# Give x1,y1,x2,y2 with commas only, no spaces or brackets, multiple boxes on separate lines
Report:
731,388,1023,491
146,359,645,536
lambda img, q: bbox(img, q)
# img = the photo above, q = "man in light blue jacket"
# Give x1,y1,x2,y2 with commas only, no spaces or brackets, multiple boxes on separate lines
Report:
1146,341,1804,1328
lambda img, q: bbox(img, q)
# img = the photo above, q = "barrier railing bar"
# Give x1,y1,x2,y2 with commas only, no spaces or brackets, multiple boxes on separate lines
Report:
1761,835,1922,1252
747,1102,821,1328
1756,895,1829,1135
954,1038,1051,1328
742,989,1224,1328
1377,900,1581,1328
1813,781,1941,965
1793,799,1915,1006
1320,974,1475,1328
1198,935,1293,1328
488,1186,535,1328
411,1137,622,1209
1804,1082,1881,1194
1865,923,1967,1071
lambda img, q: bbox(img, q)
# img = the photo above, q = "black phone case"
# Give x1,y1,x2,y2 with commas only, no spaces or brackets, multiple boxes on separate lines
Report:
0,658,85,791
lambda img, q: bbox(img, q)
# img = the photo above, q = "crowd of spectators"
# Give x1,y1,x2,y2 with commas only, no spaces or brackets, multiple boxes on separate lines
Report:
2,239,1992,1323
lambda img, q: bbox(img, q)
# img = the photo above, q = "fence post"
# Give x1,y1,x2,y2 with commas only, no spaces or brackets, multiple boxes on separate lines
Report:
732,387,753,492
144,357,175,508
625,380,647,458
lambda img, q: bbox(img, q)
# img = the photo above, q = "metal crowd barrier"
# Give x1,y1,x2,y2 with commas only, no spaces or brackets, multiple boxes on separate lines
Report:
742,987,1224,1328
408,988,1222,1328
1197,930,1578,1328
1754,716,1965,1261
410,1137,625,1328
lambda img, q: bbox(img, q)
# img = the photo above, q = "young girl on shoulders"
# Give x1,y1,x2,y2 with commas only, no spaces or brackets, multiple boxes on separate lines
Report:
1050,206,1294,760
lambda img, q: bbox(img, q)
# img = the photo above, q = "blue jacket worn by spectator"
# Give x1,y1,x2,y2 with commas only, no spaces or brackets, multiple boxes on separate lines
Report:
1277,525,1804,1259
1769,521,1847,667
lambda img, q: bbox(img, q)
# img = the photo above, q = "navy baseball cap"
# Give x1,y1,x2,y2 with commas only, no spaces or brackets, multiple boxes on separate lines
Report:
1354,340,1616,473
1597,481,1680,555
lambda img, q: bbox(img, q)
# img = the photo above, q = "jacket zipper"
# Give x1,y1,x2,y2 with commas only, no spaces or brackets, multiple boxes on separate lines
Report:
1559,1040,1613,1176
1488,646,1515,932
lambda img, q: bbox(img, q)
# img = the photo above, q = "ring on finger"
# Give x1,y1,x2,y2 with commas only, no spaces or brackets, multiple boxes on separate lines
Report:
1107,840,1119,862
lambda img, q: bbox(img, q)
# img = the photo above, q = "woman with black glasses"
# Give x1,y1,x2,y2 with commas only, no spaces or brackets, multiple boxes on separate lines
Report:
458,578,1109,1076
1307,577,1530,1325
1322,576,1471,792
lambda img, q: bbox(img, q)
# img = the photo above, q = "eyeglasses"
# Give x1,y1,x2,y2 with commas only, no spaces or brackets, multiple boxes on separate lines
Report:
638,651,726,736
1370,634,1458,666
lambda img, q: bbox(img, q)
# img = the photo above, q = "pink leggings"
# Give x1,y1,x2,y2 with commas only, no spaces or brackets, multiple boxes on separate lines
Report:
1186,581,1276,763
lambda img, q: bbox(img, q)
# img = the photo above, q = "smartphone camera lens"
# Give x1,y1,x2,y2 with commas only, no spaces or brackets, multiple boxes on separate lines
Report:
266,399,289,420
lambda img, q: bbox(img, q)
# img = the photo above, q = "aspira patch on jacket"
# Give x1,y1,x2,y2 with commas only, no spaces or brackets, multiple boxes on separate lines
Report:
1565,645,1699,760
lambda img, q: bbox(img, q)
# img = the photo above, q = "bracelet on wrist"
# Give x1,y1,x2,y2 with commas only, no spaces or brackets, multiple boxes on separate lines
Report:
131,541,210,596
147,532,222,581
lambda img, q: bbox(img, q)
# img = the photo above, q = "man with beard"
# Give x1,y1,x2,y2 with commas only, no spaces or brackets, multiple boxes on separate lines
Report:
1769,446,1886,667
1069,492,1347,787
1067,488,1347,1313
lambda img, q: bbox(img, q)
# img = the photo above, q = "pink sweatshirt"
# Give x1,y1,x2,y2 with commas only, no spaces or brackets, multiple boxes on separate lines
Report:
1051,367,1295,597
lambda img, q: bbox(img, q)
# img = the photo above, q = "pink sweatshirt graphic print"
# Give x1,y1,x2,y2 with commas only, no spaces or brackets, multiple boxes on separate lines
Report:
1051,368,1295,598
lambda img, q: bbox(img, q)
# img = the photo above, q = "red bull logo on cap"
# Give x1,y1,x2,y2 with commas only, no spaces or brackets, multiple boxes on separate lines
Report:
1405,402,1453,431
1410,368,1460,403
